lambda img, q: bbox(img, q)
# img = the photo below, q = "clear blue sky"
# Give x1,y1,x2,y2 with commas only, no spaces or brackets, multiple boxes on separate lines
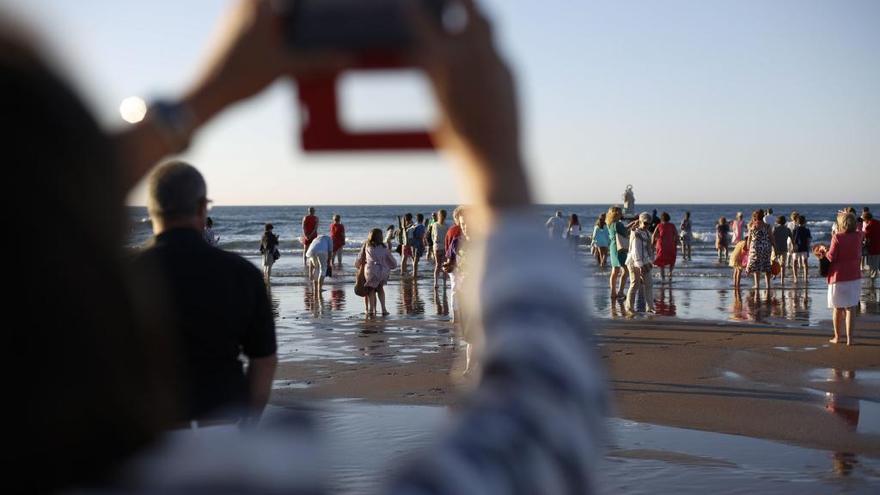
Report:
5,0,878,205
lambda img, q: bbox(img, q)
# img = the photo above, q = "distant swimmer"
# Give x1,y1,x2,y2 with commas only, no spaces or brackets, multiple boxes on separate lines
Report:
622,184,635,215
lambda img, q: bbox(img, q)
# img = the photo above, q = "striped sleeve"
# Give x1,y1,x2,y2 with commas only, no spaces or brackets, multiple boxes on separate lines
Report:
390,212,608,495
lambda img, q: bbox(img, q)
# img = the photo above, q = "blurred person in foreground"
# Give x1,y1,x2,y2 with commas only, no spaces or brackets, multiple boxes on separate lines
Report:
135,161,277,425
7,0,606,492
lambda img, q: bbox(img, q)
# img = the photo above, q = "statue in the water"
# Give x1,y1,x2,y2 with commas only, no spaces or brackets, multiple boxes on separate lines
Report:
622,184,635,215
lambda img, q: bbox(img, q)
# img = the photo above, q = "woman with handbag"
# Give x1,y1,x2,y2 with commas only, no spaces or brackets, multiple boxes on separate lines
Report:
354,228,398,316
819,211,864,345
259,223,280,284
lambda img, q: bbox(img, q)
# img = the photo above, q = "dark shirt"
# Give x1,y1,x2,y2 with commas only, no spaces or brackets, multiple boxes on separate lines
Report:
772,225,791,253
792,226,812,253
412,224,426,249
133,228,276,420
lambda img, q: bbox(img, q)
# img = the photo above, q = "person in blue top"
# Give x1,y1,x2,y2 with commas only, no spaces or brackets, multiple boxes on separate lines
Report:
591,213,610,267
606,206,631,299
410,213,427,277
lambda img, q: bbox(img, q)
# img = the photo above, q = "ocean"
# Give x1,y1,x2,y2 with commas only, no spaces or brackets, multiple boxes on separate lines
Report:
127,203,878,254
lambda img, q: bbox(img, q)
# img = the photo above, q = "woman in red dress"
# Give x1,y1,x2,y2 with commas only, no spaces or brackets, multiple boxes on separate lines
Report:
330,214,346,268
653,212,678,281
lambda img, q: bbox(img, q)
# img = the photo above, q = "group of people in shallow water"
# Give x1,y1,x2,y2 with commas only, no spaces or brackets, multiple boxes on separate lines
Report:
548,207,690,314
547,204,878,346
255,207,470,320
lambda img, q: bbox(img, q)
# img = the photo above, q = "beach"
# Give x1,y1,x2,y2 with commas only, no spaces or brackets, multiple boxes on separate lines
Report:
131,204,880,491
259,264,880,492
266,272,880,454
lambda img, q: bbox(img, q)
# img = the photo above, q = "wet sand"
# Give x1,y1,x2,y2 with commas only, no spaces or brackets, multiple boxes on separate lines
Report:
261,255,880,458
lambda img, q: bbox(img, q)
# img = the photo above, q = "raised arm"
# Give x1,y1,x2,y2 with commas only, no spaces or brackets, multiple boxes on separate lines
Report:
391,1,607,493
113,0,346,192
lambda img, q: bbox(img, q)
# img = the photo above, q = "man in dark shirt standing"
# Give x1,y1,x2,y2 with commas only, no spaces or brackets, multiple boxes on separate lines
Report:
134,161,277,424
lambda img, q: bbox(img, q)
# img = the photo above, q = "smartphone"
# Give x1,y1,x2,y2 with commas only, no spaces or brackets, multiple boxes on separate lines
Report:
283,0,447,53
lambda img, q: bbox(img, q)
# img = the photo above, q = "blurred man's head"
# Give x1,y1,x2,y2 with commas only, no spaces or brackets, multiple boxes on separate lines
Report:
147,161,209,234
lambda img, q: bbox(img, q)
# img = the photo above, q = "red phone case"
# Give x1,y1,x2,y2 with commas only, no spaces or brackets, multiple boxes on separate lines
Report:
296,54,435,152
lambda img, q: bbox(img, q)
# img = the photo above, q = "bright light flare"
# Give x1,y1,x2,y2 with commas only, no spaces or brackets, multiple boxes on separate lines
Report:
119,96,147,123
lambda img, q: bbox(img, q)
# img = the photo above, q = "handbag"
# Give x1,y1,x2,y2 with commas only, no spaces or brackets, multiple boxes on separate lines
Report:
354,243,368,297
614,223,628,251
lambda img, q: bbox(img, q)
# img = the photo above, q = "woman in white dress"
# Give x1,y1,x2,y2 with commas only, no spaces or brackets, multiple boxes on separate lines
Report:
820,212,864,345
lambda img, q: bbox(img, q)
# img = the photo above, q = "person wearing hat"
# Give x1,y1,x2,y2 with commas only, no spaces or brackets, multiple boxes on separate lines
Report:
134,161,277,424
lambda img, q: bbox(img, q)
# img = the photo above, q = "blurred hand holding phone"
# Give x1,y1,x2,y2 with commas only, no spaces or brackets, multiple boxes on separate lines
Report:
281,0,450,152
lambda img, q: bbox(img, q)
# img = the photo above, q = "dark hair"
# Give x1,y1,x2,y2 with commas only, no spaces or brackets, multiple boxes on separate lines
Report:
333,214,341,222
798,215,806,225
265,223,274,231
5,37,176,490
776,215,785,225
308,207,315,214
206,217,214,227
405,212,413,221
369,228,385,247
596,213,606,228
387,224,395,231
685,211,691,219
416,213,424,222
439,209,447,221
660,212,670,222
569,213,579,228
719,216,727,225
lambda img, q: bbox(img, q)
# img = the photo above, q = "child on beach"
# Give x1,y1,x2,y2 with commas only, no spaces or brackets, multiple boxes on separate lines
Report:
730,237,750,290
716,217,730,262
792,215,812,283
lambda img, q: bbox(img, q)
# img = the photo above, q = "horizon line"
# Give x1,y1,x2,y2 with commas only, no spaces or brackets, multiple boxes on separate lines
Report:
127,201,878,208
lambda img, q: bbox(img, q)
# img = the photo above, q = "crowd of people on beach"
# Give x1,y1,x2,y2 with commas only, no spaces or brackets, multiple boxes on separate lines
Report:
247,198,877,342
545,201,878,345
10,0,874,492
255,206,471,323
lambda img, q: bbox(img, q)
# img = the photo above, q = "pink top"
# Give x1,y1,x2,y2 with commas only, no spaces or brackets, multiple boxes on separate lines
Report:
355,244,398,288
825,231,864,284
